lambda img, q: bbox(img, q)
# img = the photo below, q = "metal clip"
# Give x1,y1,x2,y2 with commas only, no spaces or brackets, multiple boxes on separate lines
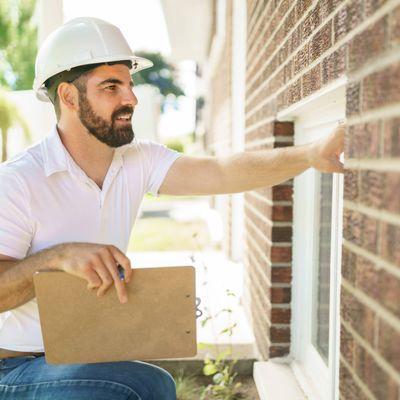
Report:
195,297,203,319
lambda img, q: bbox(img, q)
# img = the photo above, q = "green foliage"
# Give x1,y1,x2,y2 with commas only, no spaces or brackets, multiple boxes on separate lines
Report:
201,355,243,400
133,51,185,98
174,369,205,400
165,138,185,153
0,0,37,90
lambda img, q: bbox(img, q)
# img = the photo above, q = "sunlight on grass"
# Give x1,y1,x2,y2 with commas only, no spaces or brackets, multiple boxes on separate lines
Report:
128,217,211,252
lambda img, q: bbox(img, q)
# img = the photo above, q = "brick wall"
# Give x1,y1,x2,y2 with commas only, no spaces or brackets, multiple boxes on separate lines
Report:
207,0,399,397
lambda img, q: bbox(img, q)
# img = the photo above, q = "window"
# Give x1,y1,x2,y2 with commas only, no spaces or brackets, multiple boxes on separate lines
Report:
278,79,346,400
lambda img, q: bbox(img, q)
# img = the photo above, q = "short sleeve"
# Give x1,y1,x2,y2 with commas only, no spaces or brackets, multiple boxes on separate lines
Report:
139,140,183,197
0,170,33,259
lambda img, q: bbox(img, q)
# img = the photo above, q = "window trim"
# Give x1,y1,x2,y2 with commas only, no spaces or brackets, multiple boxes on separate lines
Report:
277,78,346,400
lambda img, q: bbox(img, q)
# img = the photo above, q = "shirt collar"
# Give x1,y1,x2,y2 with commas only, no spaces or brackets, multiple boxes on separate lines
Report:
41,125,136,178
41,126,69,177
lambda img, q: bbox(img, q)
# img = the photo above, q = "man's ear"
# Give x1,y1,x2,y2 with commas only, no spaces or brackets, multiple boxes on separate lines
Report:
57,82,79,112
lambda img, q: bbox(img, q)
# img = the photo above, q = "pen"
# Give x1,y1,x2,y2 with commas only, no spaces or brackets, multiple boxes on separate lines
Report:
117,264,125,281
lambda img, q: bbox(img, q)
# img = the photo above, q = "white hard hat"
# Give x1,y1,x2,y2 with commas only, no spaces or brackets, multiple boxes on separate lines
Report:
33,17,153,102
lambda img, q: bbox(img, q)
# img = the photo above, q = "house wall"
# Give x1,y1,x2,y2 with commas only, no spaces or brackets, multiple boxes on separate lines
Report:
206,0,400,398
205,0,234,257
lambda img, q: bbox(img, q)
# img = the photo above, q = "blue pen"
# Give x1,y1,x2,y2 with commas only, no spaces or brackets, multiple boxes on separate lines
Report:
117,264,125,281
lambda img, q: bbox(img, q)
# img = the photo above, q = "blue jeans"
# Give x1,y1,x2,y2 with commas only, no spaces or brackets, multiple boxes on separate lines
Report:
0,356,176,399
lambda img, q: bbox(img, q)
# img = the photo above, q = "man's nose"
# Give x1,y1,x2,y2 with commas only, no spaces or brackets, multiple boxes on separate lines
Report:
121,89,138,107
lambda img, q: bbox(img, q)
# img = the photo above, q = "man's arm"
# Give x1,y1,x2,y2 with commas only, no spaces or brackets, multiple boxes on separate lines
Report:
0,243,133,313
159,125,344,196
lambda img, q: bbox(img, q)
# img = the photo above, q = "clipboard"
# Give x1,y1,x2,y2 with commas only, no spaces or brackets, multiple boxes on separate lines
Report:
33,266,197,364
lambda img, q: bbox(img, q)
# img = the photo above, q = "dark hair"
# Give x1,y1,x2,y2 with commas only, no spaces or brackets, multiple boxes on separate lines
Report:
45,60,132,120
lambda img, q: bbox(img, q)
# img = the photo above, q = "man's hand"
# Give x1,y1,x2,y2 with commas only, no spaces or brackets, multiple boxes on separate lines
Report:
308,124,345,173
56,243,133,304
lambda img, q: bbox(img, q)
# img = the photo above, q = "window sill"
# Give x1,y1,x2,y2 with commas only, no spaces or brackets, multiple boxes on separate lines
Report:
253,360,307,400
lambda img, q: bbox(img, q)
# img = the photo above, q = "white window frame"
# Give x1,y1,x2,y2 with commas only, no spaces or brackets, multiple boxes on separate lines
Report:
277,78,346,400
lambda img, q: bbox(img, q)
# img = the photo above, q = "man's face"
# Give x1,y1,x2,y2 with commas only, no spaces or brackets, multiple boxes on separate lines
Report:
76,64,138,148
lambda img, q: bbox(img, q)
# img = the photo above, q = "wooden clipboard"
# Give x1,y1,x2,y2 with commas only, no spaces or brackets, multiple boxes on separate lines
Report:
33,266,197,364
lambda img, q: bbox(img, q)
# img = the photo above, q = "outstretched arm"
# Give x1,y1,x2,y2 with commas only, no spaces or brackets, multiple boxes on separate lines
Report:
159,125,344,196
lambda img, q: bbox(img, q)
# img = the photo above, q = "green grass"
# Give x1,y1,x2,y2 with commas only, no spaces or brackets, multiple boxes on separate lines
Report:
128,217,211,252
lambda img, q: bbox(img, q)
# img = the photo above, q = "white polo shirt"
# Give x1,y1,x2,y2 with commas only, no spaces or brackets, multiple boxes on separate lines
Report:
0,126,182,352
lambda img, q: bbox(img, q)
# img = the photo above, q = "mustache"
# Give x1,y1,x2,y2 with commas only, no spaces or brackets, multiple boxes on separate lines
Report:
112,106,134,120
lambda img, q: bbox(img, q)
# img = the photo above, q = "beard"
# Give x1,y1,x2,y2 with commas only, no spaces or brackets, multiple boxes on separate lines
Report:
77,91,135,148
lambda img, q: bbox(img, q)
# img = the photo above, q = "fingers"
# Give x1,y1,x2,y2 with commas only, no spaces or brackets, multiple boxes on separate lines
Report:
98,248,128,304
92,258,115,298
84,267,102,290
109,246,133,284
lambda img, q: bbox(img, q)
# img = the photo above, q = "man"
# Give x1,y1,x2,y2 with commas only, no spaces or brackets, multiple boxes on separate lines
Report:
0,17,344,399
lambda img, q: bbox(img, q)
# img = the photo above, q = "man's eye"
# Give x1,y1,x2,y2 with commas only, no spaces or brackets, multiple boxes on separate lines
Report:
106,85,116,91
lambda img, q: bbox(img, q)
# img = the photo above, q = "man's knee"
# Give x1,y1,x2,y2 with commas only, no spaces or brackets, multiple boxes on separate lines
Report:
129,362,176,400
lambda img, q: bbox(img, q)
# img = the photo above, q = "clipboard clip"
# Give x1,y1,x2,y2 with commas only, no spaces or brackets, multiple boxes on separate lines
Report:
196,297,203,319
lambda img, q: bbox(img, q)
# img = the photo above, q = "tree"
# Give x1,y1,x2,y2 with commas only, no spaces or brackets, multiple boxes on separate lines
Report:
133,51,185,111
0,0,37,90
0,90,31,161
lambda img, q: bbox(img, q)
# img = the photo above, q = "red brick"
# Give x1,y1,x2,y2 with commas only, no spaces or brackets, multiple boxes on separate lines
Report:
309,20,332,62
293,43,309,75
296,0,313,20
271,307,291,323
341,247,357,284
361,213,379,253
334,0,363,43
383,118,400,158
389,5,400,47
377,318,400,373
354,343,399,399
362,62,400,111
272,226,292,242
348,17,387,72
274,121,294,136
302,3,321,40
380,222,400,265
284,7,296,36
271,245,292,262
288,78,302,105
283,60,293,84
346,121,381,158
346,81,361,116
343,170,359,201
361,171,400,213
269,345,290,358
360,170,383,208
364,0,390,17
271,267,292,283
341,287,376,344
343,209,362,247
271,286,291,303
272,185,293,201
272,205,293,221
339,361,370,400
270,326,290,342
319,0,343,19
340,323,355,366
322,45,346,84
377,271,400,318
302,63,322,97
289,25,301,53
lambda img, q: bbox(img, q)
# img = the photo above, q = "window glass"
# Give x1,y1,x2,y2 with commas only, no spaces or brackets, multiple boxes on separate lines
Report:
312,172,333,363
